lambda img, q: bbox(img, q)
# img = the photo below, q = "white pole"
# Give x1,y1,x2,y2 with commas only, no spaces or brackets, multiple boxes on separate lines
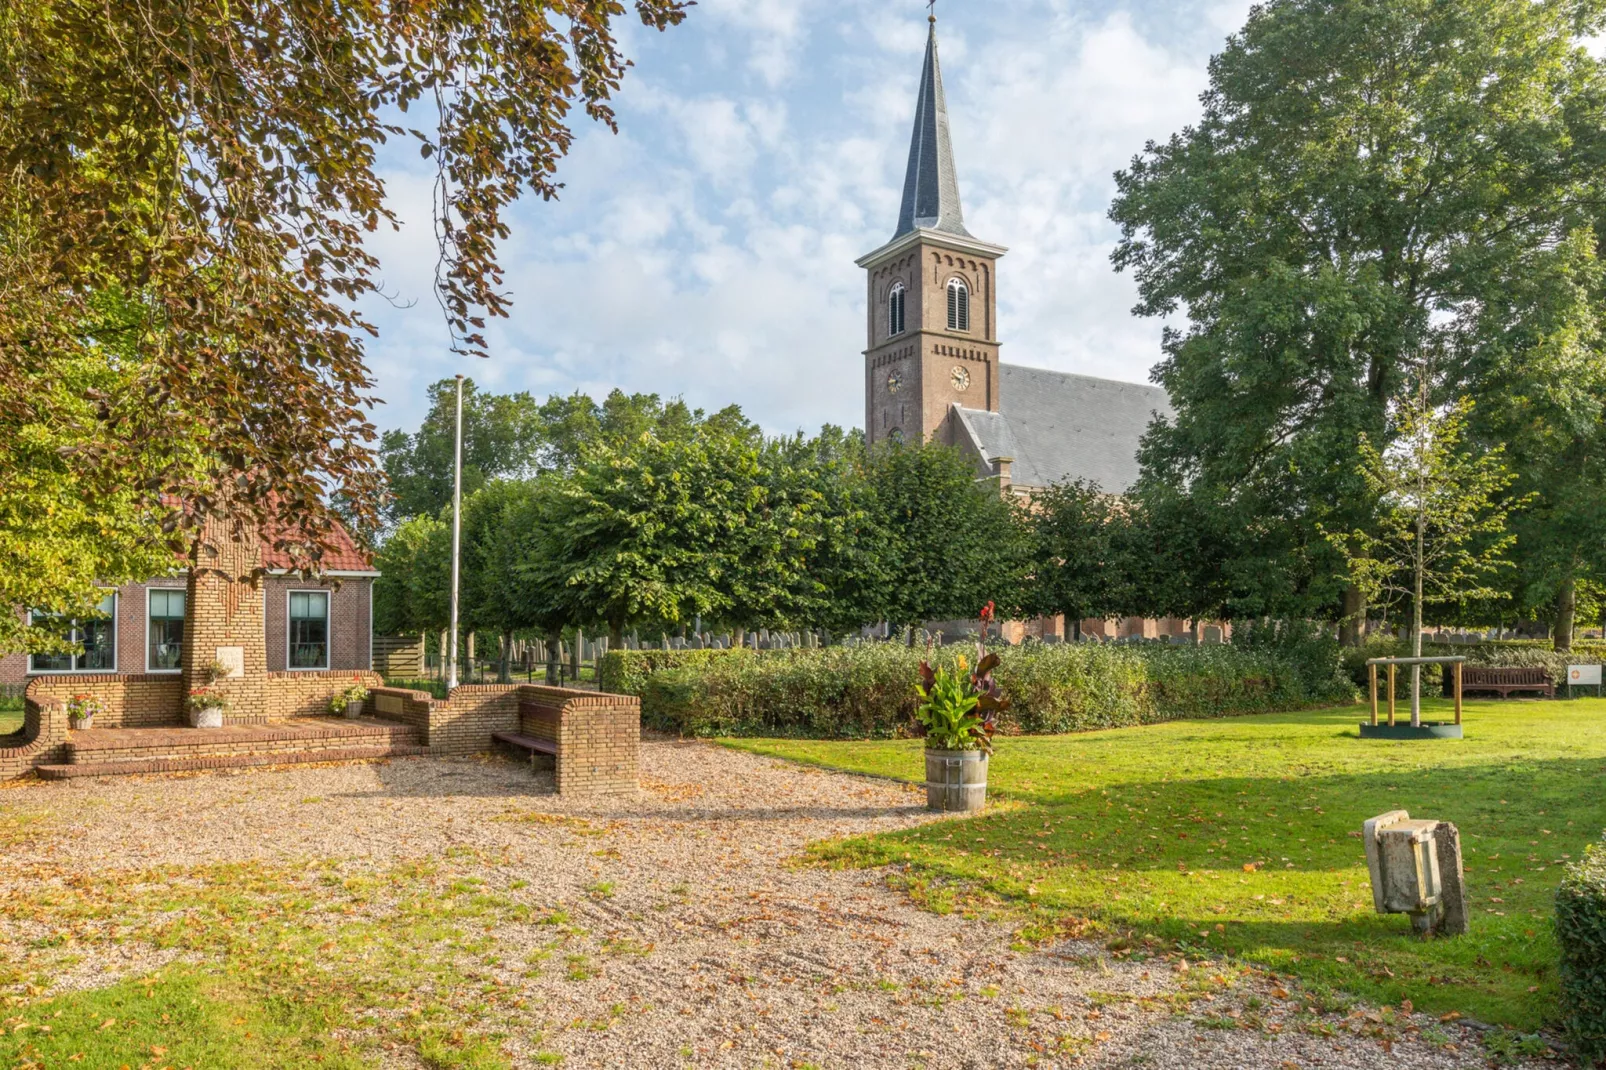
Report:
446,374,464,691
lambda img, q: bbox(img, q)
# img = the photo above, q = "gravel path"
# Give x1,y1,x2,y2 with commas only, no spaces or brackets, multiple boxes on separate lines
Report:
0,740,1553,1068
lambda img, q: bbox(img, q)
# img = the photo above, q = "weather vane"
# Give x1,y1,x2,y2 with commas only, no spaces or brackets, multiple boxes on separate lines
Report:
927,0,936,20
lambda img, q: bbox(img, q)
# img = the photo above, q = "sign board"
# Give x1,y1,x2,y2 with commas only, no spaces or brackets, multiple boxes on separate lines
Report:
214,646,245,679
1569,664,1601,686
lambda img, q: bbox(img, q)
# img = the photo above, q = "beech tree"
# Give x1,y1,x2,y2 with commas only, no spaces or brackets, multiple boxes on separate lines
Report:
1110,0,1606,639
0,0,688,650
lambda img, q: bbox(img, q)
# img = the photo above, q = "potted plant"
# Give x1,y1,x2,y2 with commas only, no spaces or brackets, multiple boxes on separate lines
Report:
187,660,232,728
187,686,228,728
914,619,1009,813
329,676,370,720
66,693,104,730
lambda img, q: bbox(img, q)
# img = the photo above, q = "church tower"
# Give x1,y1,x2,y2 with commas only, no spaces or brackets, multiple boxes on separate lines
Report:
859,14,1007,449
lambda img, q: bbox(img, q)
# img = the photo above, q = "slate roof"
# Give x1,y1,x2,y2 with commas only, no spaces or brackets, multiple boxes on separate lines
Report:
957,365,1172,493
895,18,970,239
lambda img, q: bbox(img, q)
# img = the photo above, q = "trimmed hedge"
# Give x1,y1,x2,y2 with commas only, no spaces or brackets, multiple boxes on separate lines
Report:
1556,842,1606,1065
600,640,1356,739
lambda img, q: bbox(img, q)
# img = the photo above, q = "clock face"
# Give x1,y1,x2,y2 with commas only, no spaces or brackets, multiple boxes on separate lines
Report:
951,365,971,391
886,369,903,394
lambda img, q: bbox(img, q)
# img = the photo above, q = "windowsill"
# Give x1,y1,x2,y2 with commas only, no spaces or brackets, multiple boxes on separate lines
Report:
146,669,183,675
286,666,331,673
26,669,117,676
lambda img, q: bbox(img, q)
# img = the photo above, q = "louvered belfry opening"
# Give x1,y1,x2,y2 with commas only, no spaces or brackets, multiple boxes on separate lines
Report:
947,278,969,332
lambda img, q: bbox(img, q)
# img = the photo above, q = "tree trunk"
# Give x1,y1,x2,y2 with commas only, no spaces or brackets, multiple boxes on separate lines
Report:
1339,585,1367,648
1554,567,1577,654
1412,503,1425,727
610,618,624,649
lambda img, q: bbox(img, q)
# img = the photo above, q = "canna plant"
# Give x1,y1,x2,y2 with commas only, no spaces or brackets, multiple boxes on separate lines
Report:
914,648,1011,753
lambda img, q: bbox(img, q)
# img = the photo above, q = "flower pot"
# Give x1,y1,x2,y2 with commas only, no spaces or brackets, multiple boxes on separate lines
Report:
189,707,225,729
924,749,987,812
69,714,94,731
345,699,364,720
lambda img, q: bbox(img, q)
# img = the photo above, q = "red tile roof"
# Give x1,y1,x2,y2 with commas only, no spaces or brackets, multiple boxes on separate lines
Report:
260,517,375,573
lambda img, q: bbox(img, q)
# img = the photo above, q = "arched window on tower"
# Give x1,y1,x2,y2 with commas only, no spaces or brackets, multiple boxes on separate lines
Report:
947,278,970,332
888,283,906,337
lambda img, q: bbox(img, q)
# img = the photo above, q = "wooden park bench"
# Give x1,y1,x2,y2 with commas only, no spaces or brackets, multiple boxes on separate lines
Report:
492,730,558,761
1461,666,1555,699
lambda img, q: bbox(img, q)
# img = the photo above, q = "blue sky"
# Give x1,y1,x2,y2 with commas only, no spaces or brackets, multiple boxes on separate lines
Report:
360,0,1255,438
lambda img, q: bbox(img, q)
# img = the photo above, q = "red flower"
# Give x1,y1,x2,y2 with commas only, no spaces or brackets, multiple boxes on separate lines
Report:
979,601,995,623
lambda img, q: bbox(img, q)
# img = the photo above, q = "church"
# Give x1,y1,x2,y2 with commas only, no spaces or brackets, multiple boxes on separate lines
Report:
858,16,1193,643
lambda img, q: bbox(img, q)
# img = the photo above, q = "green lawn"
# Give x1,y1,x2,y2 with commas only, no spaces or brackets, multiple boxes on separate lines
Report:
0,700,21,735
725,698,1606,1031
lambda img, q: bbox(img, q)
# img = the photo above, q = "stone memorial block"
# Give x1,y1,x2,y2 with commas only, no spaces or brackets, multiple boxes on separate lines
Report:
1363,809,1468,937
214,645,246,679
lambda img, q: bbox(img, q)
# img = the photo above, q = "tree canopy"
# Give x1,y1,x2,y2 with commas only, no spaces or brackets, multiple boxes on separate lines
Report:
1111,0,1606,636
1,0,688,650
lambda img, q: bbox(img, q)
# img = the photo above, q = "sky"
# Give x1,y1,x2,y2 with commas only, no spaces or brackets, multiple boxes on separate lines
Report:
360,0,1257,439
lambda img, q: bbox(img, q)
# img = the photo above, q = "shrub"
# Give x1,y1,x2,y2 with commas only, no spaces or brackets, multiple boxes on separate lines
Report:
600,640,1356,739
1556,842,1606,1064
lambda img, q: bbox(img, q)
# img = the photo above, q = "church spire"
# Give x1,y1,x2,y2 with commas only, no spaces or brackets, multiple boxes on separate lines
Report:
895,14,970,239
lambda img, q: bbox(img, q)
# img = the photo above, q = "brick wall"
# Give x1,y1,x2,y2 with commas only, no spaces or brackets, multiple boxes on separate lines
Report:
263,576,373,673
367,683,641,796
182,509,268,723
264,670,384,720
522,688,640,796
0,696,68,780
0,652,24,688
24,673,184,728
424,685,523,755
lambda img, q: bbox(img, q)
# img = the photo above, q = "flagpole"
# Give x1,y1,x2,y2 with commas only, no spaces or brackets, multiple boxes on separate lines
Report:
446,374,464,691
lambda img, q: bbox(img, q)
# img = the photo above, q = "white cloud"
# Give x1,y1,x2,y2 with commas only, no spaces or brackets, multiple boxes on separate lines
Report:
358,0,1256,436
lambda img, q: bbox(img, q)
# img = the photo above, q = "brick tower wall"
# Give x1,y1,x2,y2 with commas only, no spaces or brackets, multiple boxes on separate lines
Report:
181,510,268,725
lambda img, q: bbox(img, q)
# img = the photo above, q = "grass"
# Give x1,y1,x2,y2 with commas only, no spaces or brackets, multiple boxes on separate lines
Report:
0,697,21,735
723,697,1606,1032
0,856,538,1068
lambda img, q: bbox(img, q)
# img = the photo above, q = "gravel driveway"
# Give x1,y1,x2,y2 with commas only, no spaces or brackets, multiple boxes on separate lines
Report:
0,740,1551,1068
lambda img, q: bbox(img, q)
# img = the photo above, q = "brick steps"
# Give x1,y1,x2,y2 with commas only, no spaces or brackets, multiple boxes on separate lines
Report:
37,744,429,780
38,717,428,780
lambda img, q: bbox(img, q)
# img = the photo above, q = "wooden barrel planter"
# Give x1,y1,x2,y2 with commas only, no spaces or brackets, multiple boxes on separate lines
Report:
924,749,987,812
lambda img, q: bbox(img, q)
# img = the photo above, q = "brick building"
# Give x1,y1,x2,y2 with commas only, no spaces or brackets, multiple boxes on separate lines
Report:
1,507,640,794
0,520,376,689
861,16,1194,642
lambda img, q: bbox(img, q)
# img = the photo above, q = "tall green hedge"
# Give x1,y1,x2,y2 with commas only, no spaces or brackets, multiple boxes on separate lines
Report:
1557,842,1606,1065
600,639,1355,738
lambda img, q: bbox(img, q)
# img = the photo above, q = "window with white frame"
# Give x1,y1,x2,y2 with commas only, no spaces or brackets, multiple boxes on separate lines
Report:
147,589,185,672
888,282,906,337
28,592,117,673
288,591,330,670
946,277,970,332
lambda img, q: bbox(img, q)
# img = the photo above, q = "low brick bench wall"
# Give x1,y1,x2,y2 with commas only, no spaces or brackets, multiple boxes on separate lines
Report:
24,674,184,729
369,683,640,796
520,687,640,797
0,696,68,781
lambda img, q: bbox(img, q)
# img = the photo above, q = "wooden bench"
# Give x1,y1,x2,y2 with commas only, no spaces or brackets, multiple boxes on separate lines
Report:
492,731,558,761
1461,667,1555,698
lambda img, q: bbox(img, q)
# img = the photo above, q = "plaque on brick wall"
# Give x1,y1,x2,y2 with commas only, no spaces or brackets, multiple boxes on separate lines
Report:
215,646,245,679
